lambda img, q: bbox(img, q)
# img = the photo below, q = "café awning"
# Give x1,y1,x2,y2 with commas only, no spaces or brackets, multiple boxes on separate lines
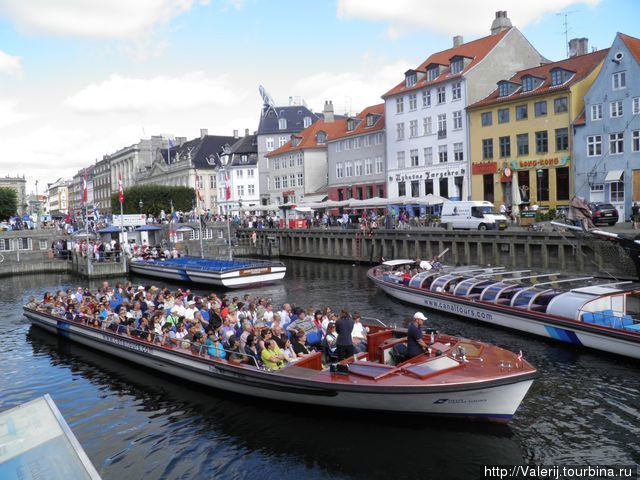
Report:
604,170,624,182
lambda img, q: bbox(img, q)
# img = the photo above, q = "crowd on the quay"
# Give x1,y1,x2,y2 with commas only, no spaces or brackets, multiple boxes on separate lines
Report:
50,238,181,262
30,283,373,370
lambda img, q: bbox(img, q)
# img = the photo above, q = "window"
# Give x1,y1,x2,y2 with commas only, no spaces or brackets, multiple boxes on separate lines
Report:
363,135,370,147
409,119,418,137
316,132,326,144
303,116,312,128
437,114,446,138
396,97,404,114
248,184,255,195
516,104,528,120
587,135,602,156
536,169,549,202
483,174,494,203
410,149,419,167
274,158,280,169
365,158,373,175
289,156,295,167
438,145,448,163
266,137,274,151
591,104,603,121
336,163,343,179
439,178,449,198
499,136,511,157
522,76,533,92
633,130,639,152
346,162,354,177
610,132,624,155
397,151,405,169
279,118,287,130
39,240,48,250
437,86,446,104
554,97,568,113
365,115,374,127
452,82,461,100
422,90,431,107
453,143,463,162
498,108,509,123
189,229,200,241
612,71,626,90
297,153,303,166
536,131,548,154
237,185,244,197
422,117,432,135
551,69,563,86
590,183,604,193
282,176,288,188
406,74,417,87
556,167,570,201
398,181,406,197
424,147,433,165
611,180,624,202
517,133,529,156
634,97,640,115
481,112,492,126
424,179,433,195
408,93,417,110
534,101,547,117
451,60,463,75
453,110,462,130
610,101,623,118
427,67,438,81
555,128,569,151
482,139,493,160
375,156,384,174
210,176,216,188
498,83,509,97
0,239,12,251
297,173,304,186
396,122,404,140
355,160,363,176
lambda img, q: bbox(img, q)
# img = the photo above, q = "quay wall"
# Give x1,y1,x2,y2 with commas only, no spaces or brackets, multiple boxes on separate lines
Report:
236,228,637,280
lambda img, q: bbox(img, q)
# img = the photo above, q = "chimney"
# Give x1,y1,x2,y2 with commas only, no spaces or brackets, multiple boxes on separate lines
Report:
245,128,250,136
200,128,208,138
490,10,512,35
323,100,334,123
233,129,239,138
569,37,589,57
453,35,463,47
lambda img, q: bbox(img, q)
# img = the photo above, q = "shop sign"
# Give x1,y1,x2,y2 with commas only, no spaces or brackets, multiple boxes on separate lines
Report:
510,155,570,170
282,190,295,196
471,162,497,175
391,167,465,182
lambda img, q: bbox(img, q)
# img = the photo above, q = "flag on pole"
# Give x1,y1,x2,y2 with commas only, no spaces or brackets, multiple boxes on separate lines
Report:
118,174,124,205
65,211,71,224
196,176,203,202
82,170,87,204
224,170,231,200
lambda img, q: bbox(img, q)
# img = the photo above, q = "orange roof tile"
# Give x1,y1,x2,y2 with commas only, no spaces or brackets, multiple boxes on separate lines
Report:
265,103,385,157
574,109,586,126
382,29,511,99
620,32,640,65
468,49,608,109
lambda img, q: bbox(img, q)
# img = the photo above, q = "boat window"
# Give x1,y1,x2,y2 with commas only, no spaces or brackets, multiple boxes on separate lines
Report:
512,288,544,308
430,274,462,293
409,272,432,288
453,278,477,296
469,280,493,295
480,283,508,302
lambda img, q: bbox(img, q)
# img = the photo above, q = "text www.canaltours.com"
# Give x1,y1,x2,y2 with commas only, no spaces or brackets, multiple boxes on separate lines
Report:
484,465,635,479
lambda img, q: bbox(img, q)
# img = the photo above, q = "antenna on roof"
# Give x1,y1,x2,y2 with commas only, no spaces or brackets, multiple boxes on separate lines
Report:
556,11,577,58
259,85,277,117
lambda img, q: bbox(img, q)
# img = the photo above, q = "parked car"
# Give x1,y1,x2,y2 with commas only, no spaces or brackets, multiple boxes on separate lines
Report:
589,202,619,226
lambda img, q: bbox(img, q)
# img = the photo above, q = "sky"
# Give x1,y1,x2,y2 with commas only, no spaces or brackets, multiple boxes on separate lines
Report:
0,0,638,193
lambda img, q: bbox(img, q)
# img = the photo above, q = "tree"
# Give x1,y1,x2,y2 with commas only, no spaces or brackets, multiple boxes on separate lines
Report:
111,185,196,216
0,187,18,221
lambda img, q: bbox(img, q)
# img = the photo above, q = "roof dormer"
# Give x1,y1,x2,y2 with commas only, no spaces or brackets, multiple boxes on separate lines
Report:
497,80,520,97
550,67,575,86
426,63,445,82
365,113,381,128
346,117,361,132
448,55,472,75
316,131,327,144
520,74,545,92
404,69,418,87
291,135,302,147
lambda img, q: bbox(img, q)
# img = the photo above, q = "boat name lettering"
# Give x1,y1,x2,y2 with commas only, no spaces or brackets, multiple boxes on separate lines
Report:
240,267,271,276
102,335,153,354
433,398,487,404
423,299,493,321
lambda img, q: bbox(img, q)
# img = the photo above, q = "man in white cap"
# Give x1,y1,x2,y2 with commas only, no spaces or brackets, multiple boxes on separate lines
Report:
407,312,428,358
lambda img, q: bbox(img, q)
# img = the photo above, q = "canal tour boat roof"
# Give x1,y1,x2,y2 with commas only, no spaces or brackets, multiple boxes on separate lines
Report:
132,257,282,273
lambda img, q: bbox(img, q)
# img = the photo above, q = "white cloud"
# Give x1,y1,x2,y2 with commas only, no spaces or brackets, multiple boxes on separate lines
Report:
65,72,242,114
0,99,34,128
293,59,411,115
337,0,601,37
0,50,22,75
0,0,194,39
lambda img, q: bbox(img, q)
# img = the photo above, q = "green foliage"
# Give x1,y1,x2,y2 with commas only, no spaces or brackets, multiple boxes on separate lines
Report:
0,187,18,220
111,185,196,216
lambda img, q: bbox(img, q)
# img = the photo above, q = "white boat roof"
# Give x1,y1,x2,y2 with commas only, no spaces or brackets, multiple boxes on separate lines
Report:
382,259,416,266
571,285,627,295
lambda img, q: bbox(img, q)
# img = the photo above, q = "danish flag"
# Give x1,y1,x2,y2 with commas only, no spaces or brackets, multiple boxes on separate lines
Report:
118,175,124,205
82,170,87,204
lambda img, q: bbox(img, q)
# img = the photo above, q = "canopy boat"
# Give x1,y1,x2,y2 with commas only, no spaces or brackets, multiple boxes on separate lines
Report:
369,260,640,359
23,304,535,422
129,257,287,287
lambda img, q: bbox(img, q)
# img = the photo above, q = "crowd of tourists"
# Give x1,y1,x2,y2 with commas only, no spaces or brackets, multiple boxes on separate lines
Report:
30,283,372,370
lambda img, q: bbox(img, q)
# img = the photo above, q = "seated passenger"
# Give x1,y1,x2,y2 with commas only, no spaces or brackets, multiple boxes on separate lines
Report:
322,322,338,363
243,333,260,366
261,339,286,370
351,312,369,353
205,333,226,359
292,330,311,357
226,336,245,364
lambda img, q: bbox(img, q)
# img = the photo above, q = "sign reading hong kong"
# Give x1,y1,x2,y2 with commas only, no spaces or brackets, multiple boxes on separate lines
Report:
510,155,570,170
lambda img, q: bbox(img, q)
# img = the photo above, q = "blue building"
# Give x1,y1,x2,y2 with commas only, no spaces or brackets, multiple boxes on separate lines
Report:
573,33,640,222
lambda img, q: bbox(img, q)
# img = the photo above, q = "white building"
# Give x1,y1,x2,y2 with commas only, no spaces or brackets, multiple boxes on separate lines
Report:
216,132,260,214
382,11,545,201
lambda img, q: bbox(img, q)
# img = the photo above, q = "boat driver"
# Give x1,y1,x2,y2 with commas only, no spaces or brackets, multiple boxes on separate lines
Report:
407,312,428,358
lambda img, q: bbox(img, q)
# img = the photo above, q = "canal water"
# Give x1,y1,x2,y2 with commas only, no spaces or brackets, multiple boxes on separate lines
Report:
1,260,639,479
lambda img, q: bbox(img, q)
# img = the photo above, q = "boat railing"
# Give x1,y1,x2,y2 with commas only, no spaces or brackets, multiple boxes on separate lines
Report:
362,316,393,328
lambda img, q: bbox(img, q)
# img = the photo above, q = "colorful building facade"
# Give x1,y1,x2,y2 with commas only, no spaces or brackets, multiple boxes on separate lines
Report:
468,46,607,209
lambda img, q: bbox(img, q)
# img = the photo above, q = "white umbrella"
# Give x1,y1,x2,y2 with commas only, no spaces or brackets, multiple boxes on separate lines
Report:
511,172,520,217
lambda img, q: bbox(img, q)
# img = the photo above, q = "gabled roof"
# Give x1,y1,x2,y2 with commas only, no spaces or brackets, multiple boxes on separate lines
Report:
383,28,511,98
228,134,259,167
619,32,640,64
159,135,237,169
468,49,608,109
257,105,320,135
265,103,385,157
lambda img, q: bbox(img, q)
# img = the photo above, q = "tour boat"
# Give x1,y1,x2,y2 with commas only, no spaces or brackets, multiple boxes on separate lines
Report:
129,257,287,287
23,305,536,422
369,260,640,360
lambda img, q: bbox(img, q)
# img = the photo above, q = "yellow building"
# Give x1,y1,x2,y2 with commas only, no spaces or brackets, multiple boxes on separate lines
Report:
468,47,607,210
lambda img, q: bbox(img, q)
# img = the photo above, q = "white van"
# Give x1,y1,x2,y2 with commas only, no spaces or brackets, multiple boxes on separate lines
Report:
440,201,508,231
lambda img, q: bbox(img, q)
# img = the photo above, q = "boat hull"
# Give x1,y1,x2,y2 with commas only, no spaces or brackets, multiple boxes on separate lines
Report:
371,273,640,360
24,309,533,421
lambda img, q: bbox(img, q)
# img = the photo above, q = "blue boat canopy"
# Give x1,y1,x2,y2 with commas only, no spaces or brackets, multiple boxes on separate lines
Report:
98,225,123,233
135,225,162,231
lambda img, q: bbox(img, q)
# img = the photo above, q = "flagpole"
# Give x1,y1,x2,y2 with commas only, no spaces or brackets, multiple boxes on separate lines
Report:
196,172,204,258
84,171,91,277
118,175,125,271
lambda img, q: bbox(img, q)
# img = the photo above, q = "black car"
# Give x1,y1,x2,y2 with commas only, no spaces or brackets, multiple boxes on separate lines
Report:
589,202,619,226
